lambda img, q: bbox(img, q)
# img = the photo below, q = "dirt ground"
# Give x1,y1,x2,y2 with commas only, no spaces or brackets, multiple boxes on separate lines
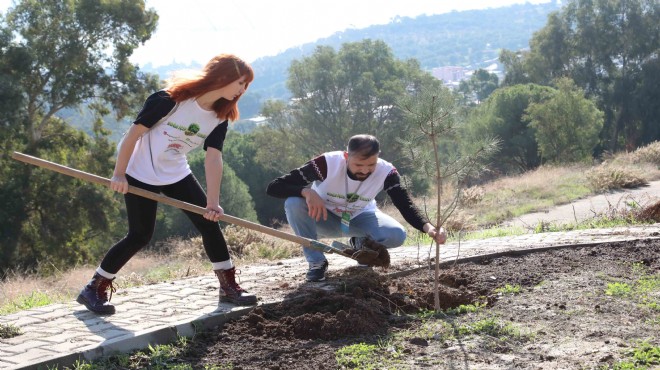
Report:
157,239,659,369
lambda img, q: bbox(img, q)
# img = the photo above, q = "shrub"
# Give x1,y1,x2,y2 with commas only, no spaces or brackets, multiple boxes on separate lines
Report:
222,225,300,261
638,200,660,222
585,165,648,192
629,141,660,165
462,186,485,206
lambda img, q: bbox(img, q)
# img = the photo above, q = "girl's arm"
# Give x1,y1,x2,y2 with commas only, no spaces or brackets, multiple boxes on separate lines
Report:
111,124,149,193
204,147,224,220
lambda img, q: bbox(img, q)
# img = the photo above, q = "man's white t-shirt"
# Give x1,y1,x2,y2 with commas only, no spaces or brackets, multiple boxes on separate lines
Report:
311,151,394,219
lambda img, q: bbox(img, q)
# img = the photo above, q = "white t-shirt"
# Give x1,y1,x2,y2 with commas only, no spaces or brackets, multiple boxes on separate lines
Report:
125,98,225,185
311,151,394,219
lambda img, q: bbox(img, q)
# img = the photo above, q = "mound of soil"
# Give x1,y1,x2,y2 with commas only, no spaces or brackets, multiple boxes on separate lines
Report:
174,239,660,369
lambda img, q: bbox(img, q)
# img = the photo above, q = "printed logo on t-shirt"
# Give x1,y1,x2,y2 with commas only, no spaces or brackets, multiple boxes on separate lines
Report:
162,129,193,153
161,121,211,154
165,121,208,139
185,123,200,136
325,191,372,216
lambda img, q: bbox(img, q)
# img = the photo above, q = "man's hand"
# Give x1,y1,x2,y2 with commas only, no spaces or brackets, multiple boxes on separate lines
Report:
204,204,224,222
423,223,447,244
302,188,327,221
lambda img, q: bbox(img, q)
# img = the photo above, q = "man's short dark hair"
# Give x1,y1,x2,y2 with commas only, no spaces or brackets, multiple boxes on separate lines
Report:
347,135,380,158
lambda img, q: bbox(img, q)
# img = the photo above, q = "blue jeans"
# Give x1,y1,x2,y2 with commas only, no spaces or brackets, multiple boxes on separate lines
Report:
284,197,407,263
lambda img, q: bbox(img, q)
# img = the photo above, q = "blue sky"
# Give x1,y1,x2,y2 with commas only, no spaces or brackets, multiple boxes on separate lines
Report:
1,0,552,67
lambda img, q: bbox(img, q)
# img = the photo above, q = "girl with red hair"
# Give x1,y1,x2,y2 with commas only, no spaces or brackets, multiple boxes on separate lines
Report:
77,54,257,314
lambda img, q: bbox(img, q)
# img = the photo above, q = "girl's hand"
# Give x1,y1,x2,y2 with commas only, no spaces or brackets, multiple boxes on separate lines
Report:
204,204,224,222
110,174,129,194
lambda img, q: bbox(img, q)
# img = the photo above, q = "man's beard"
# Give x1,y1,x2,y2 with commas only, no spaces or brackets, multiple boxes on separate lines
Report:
349,170,371,181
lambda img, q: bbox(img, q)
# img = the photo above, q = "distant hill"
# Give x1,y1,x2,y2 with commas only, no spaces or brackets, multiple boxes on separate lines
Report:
246,1,560,105
66,1,560,137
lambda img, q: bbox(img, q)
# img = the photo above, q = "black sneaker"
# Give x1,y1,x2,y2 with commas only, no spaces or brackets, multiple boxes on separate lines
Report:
349,237,364,249
349,237,371,268
306,260,328,282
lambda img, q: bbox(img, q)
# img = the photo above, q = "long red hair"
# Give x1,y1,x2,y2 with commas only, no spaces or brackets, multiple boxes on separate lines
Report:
166,54,254,121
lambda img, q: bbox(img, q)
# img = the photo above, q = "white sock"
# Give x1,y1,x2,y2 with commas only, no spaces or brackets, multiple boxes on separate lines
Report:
95,267,116,279
212,260,234,270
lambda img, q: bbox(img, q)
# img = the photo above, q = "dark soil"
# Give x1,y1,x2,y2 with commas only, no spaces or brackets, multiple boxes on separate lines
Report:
171,239,660,369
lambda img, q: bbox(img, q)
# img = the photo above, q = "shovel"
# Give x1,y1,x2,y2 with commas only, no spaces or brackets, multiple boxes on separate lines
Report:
11,152,386,266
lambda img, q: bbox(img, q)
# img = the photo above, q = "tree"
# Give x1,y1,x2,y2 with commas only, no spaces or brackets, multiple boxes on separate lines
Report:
499,49,530,86
223,130,287,226
457,69,499,104
253,100,310,174
398,83,499,310
260,40,435,169
0,0,159,273
506,0,660,152
257,39,437,200
462,84,555,174
6,0,159,147
525,78,604,163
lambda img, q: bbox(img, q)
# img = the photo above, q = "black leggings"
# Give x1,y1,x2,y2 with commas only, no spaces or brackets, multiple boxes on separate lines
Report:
100,174,230,274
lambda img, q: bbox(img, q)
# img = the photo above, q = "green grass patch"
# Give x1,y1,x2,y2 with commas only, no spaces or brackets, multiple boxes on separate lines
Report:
0,323,21,339
455,317,533,349
605,282,632,297
452,226,527,241
603,263,660,311
495,284,522,295
335,343,382,369
609,341,660,369
445,302,486,315
0,291,65,315
458,318,520,338
553,182,593,203
398,316,454,343
65,336,196,370
524,212,652,234
412,302,486,318
144,265,183,282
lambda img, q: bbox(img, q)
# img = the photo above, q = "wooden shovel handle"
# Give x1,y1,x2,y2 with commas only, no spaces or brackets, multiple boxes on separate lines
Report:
11,151,313,247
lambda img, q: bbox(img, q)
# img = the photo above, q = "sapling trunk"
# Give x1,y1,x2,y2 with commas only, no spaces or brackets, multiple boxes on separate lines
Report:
431,130,443,311
397,84,499,313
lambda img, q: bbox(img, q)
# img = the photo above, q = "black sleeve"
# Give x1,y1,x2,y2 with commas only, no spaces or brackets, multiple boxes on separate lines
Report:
266,155,327,198
204,120,228,151
384,169,429,232
133,90,177,128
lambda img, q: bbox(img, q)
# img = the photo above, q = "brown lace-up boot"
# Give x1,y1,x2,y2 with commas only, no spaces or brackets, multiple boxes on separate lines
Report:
214,267,258,306
76,272,116,315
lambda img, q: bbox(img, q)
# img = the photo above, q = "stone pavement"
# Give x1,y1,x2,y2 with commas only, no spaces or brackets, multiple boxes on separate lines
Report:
1,224,660,370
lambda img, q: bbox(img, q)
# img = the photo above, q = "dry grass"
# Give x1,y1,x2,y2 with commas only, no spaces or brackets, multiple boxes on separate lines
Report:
383,142,660,234
623,140,660,166
0,246,208,314
222,225,301,262
585,142,660,191
384,164,594,233
585,165,649,191
0,228,301,314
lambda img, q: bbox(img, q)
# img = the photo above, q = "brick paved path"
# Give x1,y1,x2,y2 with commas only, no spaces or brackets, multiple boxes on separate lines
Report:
1,225,659,370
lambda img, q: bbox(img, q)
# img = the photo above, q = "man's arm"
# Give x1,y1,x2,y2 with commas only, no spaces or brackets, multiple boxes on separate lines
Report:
266,155,327,198
267,155,329,221
384,170,428,231
385,170,447,244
